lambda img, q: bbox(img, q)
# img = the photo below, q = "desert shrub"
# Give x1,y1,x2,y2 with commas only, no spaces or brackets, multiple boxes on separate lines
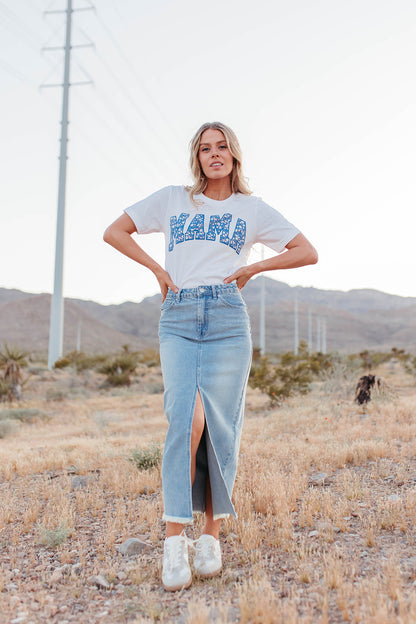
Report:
54,356,71,369
403,354,416,377
357,348,410,371
129,442,162,471
54,351,107,373
104,370,132,387
250,352,310,405
37,522,72,548
306,350,335,376
98,350,141,387
249,342,337,405
0,419,19,438
137,348,160,367
320,359,359,399
0,408,48,423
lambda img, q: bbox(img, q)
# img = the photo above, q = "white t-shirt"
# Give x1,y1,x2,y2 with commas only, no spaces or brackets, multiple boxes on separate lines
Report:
124,185,300,289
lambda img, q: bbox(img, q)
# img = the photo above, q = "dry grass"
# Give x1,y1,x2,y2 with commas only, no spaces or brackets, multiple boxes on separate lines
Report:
0,360,416,622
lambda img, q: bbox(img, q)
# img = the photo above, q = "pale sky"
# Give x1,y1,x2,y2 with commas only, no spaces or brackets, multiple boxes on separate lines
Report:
1,0,415,305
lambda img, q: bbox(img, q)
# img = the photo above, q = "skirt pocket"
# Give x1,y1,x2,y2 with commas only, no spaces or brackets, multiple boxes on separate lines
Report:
218,290,246,309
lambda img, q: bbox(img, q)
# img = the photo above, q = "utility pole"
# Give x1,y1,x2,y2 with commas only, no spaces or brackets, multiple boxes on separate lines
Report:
294,291,299,355
308,307,312,355
316,317,321,353
41,0,93,369
259,245,266,356
322,318,327,354
76,321,82,352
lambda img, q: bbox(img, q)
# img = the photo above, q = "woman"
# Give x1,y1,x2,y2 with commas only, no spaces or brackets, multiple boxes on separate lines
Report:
103,121,318,591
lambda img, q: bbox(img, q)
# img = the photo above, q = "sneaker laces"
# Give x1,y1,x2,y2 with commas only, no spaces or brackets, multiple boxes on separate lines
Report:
165,530,196,571
196,535,217,560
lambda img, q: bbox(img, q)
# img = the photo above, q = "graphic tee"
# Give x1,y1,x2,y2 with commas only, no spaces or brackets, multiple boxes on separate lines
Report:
124,185,300,289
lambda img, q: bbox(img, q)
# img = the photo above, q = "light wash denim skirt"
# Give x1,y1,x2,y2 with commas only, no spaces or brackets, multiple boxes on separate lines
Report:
158,283,252,524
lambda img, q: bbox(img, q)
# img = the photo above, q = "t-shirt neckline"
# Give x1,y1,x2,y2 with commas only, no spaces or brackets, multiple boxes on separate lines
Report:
198,192,235,205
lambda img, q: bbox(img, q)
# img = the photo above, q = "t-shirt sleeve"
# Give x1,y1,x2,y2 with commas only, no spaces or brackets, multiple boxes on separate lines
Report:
255,197,300,253
123,186,170,234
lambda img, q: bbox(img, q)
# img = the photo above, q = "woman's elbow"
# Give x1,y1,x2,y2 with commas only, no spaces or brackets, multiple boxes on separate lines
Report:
304,244,318,265
309,246,319,265
103,225,115,245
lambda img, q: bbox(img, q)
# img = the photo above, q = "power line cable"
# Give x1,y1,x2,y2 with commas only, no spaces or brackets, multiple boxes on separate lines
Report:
0,0,56,66
0,0,44,48
93,8,182,143
42,18,65,48
74,85,163,185
0,56,38,86
91,47,181,176
39,56,65,86
18,0,45,15
70,117,145,194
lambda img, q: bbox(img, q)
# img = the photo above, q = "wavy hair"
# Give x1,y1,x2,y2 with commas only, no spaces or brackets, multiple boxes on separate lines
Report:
186,121,251,206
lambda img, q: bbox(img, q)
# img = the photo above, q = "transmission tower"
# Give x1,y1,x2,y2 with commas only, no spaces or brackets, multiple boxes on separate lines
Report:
308,306,312,355
41,0,94,369
294,291,299,355
259,245,266,356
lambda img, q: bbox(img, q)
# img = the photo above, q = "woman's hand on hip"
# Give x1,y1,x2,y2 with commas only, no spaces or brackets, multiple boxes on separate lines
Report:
154,268,179,301
223,265,256,290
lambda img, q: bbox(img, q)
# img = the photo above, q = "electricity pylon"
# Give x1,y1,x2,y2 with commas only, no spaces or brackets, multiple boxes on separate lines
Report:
41,0,93,368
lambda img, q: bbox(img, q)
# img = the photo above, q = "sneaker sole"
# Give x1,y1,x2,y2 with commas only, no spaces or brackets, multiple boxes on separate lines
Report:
195,566,222,579
162,576,192,592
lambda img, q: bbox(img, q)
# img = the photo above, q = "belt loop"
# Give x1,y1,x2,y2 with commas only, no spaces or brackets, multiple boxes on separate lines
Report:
177,289,182,302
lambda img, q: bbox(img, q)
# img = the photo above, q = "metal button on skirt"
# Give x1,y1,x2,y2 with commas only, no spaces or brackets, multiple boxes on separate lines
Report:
158,283,252,523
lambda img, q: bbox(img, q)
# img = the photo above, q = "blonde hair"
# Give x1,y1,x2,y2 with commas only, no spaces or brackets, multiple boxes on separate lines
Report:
186,121,251,206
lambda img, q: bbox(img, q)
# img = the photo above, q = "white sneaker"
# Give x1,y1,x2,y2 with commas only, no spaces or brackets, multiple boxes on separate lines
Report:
194,534,222,578
162,533,192,591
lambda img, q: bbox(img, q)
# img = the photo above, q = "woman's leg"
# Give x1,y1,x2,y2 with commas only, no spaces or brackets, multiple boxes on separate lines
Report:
202,475,222,539
165,391,205,538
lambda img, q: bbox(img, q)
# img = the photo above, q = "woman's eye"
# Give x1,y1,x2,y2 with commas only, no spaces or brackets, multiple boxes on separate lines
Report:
201,147,209,152
219,145,227,149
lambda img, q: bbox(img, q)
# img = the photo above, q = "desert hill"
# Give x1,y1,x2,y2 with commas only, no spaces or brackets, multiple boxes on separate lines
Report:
0,279,415,356
0,293,143,357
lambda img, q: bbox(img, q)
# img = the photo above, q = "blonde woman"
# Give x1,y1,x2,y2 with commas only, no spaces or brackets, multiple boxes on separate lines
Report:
104,121,318,591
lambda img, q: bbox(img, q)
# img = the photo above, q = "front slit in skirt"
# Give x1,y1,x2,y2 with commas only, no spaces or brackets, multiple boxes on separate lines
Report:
158,283,252,524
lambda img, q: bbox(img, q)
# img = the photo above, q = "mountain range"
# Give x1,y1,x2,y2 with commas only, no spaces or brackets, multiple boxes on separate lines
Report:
0,278,415,358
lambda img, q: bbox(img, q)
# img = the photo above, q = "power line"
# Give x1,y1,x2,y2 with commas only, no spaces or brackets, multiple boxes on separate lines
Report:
0,1,57,68
80,81,164,183
0,56,38,86
0,0,44,50
91,47,181,176
93,8,182,143
73,87,162,187
70,117,145,194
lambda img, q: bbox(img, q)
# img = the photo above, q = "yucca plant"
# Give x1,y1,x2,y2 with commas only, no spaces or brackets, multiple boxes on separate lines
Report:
0,343,29,401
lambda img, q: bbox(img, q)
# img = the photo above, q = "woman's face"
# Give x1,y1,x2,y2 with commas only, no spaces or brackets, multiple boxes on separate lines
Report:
198,129,234,181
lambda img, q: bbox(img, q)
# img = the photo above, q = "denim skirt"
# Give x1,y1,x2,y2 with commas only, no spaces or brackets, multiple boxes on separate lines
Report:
158,283,252,524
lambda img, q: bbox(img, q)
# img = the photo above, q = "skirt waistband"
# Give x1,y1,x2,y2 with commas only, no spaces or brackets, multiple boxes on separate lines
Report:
166,283,239,301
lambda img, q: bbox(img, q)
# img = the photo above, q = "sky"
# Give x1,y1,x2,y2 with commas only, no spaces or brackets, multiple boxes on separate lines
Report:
1,0,415,305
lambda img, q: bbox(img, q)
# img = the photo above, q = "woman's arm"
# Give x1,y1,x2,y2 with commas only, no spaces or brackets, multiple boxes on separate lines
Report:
223,233,318,290
103,214,178,300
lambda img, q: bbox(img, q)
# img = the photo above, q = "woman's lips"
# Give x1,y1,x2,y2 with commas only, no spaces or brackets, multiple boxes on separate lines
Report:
210,162,223,167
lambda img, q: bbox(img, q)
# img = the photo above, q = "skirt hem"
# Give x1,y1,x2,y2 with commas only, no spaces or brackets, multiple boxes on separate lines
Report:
162,513,193,524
